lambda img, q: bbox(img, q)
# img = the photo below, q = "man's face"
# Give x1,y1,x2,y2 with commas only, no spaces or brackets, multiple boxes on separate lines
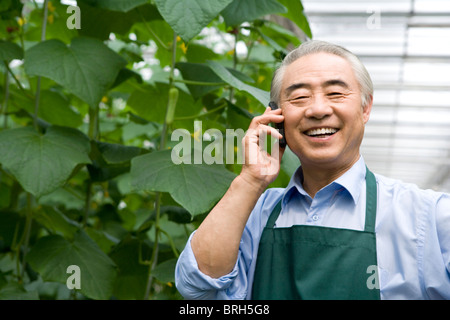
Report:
280,52,372,171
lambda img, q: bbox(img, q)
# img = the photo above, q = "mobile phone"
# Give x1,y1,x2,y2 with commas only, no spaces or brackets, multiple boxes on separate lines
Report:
268,101,286,148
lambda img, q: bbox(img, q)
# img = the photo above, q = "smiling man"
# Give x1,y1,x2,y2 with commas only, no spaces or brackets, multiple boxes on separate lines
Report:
175,40,450,300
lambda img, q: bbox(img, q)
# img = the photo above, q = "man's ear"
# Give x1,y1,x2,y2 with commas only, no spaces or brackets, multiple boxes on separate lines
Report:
362,95,373,124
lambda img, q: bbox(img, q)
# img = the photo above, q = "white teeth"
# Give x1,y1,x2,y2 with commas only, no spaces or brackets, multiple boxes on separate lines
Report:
306,128,338,136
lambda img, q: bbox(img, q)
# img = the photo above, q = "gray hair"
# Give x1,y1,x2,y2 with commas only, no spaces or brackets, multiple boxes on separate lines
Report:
270,40,373,108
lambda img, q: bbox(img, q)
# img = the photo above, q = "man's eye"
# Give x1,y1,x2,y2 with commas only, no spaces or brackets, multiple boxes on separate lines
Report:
328,92,344,97
293,96,308,101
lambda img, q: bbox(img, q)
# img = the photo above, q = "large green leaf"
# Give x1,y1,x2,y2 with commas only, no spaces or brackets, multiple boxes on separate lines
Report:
154,0,234,42
152,258,177,284
221,0,287,27
24,38,127,107
0,282,39,300
87,141,143,182
130,150,236,216
79,0,149,12
78,2,161,40
206,60,270,106
27,230,117,300
109,237,152,299
0,126,91,198
0,40,23,61
38,90,83,128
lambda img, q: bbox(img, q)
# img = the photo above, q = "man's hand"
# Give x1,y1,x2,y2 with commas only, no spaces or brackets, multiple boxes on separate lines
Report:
240,106,286,190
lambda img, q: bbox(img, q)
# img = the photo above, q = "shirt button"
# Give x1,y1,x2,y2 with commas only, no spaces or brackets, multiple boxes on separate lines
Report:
312,214,319,221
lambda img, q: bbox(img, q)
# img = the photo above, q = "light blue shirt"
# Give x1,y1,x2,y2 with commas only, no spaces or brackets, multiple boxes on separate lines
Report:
175,156,450,300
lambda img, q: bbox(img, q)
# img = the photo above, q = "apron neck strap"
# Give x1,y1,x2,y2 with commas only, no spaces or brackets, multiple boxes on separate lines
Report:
364,166,377,233
266,200,282,228
266,166,378,233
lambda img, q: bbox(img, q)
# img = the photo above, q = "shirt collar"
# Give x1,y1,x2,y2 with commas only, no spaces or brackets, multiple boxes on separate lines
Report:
283,156,366,205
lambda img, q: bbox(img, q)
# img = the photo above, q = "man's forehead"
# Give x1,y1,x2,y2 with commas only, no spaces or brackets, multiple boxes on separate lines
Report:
282,53,357,89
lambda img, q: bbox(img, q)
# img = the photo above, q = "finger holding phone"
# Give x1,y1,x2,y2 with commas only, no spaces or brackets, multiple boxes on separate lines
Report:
240,103,286,189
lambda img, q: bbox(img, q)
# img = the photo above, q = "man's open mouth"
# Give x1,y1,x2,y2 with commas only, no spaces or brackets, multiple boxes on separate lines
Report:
304,128,339,138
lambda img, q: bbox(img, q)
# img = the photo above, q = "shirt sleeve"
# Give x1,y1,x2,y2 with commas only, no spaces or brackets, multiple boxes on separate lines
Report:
174,231,249,300
174,188,283,300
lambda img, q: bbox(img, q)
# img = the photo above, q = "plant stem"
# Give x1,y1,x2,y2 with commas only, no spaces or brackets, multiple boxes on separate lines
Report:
159,32,178,150
33,0,49,131
159,228,179,258
84,105,99,229
229,32,239,102
18,193,33,282
88,104,99,140
2,61,10,129
144,31,178,300
83,181,93,228
144,192,161,299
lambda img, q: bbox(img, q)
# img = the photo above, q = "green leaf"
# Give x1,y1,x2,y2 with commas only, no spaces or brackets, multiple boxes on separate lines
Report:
27,230,117,300
221,0,287,27
258,21,301,53
78,2,161,40
87,141,143,182
152,258,177,284
0,126,91,198
280,146,301,177
162,206,192,224
176,62,224,100
0,0,22,20
32,206,80,240
109,237,152,299
127,82,202,124
24,38,127,107
0,282,39,300
0,40,23,61
130,150,236,216
0,211,25,249
185,43,219,63
206,60,270,106
38,90,83,128
154,0,234,42
278,0,312,38
97,141,142,164
226,100,254,130
176,62,254,100
79,0,149,12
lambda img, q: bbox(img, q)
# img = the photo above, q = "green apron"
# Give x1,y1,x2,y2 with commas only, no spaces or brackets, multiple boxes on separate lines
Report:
252,167,380,300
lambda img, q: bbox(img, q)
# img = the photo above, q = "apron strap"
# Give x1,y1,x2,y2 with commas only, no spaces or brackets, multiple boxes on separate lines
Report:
266,199,282,228
364,167,377,233
265,166,378,233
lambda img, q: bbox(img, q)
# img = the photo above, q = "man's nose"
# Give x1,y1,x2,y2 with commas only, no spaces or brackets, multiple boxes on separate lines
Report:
304,95,333,120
